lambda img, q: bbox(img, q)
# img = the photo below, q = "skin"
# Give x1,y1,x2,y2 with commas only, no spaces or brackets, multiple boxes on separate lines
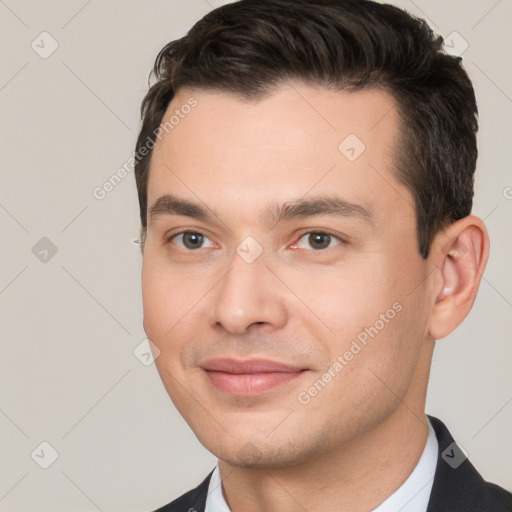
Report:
141,82,489,512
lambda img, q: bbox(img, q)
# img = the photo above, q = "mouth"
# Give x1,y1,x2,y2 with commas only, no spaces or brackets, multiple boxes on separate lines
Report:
200,358,309,396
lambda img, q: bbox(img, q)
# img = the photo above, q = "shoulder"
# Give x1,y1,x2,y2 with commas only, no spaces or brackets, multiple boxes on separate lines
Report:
152,470,213,512
427,416,512,512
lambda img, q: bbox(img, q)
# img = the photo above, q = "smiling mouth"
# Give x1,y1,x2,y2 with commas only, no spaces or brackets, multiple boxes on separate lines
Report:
200,358,308,396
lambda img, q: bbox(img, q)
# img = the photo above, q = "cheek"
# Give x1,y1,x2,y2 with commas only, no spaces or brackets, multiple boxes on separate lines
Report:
141,262,169,343
284,260,394,344
141,257,192,346
293,255,424,382
141,254,218,368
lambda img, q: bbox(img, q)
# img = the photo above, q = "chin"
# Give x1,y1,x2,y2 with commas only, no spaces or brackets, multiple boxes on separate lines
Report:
197,427,318,469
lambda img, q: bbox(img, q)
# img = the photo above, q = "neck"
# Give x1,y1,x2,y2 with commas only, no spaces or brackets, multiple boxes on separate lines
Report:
219,410,428,512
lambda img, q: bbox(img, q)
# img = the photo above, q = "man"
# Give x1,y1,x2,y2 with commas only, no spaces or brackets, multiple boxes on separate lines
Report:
134,0,512,510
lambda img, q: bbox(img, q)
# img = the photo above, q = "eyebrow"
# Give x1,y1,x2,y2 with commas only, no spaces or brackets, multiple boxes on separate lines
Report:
148,194,372,226
265,196,372,225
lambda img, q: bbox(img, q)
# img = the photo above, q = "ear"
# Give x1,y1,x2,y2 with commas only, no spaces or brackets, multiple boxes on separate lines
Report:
428,215,490,340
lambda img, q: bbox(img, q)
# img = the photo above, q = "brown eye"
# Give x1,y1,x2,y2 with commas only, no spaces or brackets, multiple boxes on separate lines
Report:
296,232,342,250
171,232,213,250
309,233,331,249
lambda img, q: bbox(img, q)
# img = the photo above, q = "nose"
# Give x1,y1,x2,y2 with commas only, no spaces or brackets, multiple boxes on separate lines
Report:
208,249,288,335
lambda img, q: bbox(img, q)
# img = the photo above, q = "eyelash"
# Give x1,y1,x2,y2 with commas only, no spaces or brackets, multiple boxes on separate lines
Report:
165,230,345,252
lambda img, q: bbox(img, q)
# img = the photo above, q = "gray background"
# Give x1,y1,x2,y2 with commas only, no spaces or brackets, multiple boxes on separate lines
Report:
1,1,511,511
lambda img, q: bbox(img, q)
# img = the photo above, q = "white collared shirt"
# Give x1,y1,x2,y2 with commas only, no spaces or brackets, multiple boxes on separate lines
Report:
205,417,438,512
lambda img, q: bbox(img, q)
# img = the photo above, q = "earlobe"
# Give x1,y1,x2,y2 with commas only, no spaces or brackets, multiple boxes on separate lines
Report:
428,216,490,340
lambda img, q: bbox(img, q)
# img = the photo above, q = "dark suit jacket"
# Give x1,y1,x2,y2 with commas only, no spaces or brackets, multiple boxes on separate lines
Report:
154,416,512,511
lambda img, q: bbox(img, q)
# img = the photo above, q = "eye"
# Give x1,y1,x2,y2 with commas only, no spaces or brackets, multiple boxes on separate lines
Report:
294,232,343,251
169,231,215,250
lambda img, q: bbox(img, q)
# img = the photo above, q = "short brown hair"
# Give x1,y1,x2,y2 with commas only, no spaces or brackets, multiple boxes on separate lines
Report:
134,0,478,258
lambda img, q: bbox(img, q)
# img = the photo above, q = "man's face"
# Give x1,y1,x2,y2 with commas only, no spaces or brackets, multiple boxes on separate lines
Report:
142,83,435,467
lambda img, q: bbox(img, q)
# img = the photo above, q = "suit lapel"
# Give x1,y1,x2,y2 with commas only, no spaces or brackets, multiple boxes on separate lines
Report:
427,415,490,511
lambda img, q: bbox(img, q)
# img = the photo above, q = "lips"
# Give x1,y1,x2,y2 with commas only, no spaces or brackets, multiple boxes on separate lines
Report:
200,358,307,396
201,358,304,373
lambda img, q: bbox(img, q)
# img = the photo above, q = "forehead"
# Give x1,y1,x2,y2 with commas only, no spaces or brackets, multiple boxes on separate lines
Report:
147,83,411,225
